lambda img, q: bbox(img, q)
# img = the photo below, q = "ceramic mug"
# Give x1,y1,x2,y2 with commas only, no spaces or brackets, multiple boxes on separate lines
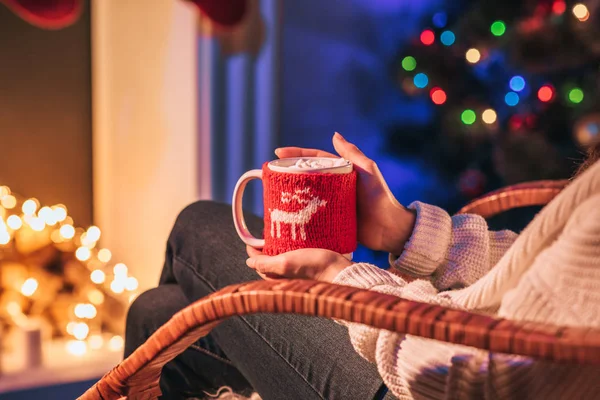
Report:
232,157,357,259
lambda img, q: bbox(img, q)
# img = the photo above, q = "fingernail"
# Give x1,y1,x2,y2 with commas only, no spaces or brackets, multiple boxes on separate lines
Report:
246,258,255,267
334,132,345,141
274,148,281,156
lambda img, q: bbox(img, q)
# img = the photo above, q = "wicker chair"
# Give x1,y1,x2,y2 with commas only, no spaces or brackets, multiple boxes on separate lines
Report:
79,179,600,400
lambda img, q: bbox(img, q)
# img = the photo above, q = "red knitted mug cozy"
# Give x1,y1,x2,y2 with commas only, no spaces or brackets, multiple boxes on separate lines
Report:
261,162,357,256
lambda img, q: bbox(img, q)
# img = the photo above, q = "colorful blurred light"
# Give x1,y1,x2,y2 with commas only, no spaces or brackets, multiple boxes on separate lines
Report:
420,29,435,45
401,56,417,71
461,109,476,125
505,92,519,106
432,12,447,28
509,76,526,92
568,88,584,103
440,31,455,46
430,87,447,105
465,48,481,63
482,109,497,124
572,4,589,21
538,85,554,102
413,73,429,88
552,0,566,14
490,21,506,36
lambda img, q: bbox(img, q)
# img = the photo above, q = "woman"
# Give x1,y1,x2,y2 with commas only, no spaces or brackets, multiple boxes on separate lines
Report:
124,133,600,399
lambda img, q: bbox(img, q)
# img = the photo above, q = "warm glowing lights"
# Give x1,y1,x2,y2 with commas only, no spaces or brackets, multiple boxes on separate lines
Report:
420,29,435,45
7,215,22,230
110,280,125,294
90,269,106,284
461,109,477,125
572,4,589,21
75,246,91,261
74,303,97,319
52,205,67,222
38,206,57,226
0,230,10,245
1,195,16,209
568,88,584,104
60,224,75,239
538,85,555,102
465,48,481,63
86,226,101,242
72,322,90,340
98,248,112,263
113,263,128,276
0,186,8,196
125,276,139,291
21,278,38,297
88,289,105,305
67,321,77,335
482,109,497,124
89,334,104,350
401,56,417,71
28,217,45,232
7,301,21,316
22,199,38,215
108,335,124,352
66,340,87,356
490,20,506,36
430,87,447,105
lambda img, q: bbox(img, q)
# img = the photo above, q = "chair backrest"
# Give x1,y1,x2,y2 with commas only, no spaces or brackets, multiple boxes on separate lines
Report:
458,179,568,218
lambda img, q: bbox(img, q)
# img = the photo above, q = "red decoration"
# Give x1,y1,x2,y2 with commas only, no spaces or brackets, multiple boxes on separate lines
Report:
430,87,447,105
0,0,82,29
552,0,567,15
538,85,554,102
261,163,357,256
0,0,248,30
420,29,435,46
187,0,247,27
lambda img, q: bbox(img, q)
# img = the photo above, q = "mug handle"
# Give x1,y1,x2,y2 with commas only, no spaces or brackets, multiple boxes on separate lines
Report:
232,169,265,248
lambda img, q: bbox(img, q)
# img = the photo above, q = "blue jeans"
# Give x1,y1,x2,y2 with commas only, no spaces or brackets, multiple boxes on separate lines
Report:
124,201,394,400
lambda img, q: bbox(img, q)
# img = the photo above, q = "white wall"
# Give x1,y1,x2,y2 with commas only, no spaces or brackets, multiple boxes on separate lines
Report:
91,0,204,290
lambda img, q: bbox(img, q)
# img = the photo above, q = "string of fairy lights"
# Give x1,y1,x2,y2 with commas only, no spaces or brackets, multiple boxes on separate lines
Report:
0,185,138,357
399,1,593,126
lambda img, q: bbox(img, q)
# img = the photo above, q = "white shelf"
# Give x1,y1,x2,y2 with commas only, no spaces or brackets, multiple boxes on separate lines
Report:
0,336,122,394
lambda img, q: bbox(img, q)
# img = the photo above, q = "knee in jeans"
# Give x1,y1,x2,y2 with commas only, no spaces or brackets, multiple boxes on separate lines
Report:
174,200,231,234
125,289,158,337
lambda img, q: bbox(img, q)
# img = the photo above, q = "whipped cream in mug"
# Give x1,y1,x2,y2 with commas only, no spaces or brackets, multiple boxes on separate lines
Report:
286,158,349,171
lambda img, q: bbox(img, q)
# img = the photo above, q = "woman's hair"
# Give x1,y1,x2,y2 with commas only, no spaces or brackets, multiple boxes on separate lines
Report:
575,140,600,177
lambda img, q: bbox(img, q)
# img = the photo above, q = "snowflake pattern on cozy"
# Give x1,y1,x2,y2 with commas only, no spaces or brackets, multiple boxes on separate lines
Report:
261,162,358,256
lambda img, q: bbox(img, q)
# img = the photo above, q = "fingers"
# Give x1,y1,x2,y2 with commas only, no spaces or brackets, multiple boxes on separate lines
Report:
332,132,376,172
246,245,263,258
274,147,338,159
246,254,290,277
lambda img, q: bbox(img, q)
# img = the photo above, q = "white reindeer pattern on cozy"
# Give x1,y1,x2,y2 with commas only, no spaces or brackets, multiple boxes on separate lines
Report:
269,187,326,240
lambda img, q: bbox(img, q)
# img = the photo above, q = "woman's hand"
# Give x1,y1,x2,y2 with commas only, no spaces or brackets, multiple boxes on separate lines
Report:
245,245,353,282
275,132,416,255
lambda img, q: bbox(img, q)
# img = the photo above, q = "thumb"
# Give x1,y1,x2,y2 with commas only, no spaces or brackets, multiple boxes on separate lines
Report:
332,132,374,171
246,254,287,276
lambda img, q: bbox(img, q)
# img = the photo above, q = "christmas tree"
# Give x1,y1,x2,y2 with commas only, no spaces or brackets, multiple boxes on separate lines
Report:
389,0,600,212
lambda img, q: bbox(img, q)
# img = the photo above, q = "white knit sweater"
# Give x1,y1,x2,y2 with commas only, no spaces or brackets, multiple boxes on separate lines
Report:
332,194,600,399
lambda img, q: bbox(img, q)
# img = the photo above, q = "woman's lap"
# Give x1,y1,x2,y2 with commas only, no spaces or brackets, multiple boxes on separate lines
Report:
125,201,389,400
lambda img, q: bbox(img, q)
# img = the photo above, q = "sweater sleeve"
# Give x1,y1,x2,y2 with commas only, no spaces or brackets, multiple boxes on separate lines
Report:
332,263,488,399
389,201,518,291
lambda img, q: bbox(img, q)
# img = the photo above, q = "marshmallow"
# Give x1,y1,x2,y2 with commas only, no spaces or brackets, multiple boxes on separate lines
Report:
287,158,349,171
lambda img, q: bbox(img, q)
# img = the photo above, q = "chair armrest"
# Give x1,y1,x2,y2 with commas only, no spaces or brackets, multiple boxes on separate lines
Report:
458,179,568,218
79,279,600,399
